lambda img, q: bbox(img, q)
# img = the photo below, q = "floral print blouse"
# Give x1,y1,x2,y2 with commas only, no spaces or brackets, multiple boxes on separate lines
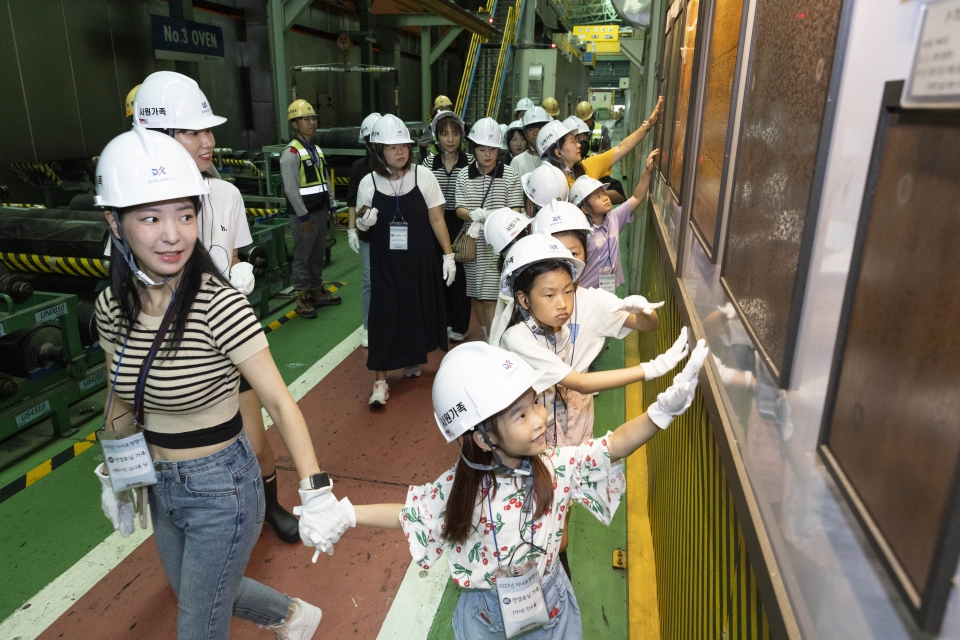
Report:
399,433,625,589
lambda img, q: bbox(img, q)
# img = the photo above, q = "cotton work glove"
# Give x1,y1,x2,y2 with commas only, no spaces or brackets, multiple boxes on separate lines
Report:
294,483,355,562
468,208,488,223
619,295,665,316
229,262,256,296
356,207,378,232
347,229,360,254
94,463,136,538
442,253,456,287
647,339,709,429
640,327,690,379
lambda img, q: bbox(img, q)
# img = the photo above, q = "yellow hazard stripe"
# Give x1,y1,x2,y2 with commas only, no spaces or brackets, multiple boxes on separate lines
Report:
245,208,281,217
25,460,52,487
0,252,108,277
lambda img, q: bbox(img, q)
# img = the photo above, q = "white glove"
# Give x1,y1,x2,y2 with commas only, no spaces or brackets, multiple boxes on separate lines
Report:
294,484,356,562
713,353,753,387
347,229,360,254
468,208,488,223
619,295,665,316
640,327,690,379
229,262,256,296
466,221,483,239
442,253,456,286
356,207,378,232
95,464,136,538
647,339,709,428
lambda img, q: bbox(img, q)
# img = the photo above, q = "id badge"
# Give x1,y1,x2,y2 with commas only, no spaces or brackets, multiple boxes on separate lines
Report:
495,563,550,638
98,421,157,493
598,273,617,294
389,223,409,250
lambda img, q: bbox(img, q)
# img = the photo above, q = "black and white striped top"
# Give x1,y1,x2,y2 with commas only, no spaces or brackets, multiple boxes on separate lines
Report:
95,274,268,435
422,152,473,211
453,161,524,214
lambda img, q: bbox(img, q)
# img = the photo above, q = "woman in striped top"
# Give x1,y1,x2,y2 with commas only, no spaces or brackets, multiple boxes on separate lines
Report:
454,118,524,339
92,129,339,639
422,111,472,341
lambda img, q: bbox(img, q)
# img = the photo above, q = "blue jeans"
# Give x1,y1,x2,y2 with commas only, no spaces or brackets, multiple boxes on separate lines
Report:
361,239,371,330
452,566,582,639
149,433,291,639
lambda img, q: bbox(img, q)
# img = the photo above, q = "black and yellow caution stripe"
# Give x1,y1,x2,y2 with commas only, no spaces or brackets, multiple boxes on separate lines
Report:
0,432,97,505
10,162,62,186
0,253,108,278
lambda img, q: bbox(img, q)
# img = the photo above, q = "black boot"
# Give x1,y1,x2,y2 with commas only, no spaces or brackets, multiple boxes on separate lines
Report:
263,472,300,543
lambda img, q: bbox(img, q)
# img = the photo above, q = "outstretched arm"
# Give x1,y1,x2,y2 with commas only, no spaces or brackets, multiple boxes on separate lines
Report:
625,150,660,211
611,96,664,165
354,504,405,529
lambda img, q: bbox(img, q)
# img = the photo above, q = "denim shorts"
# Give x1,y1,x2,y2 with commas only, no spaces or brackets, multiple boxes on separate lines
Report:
452,566,583,639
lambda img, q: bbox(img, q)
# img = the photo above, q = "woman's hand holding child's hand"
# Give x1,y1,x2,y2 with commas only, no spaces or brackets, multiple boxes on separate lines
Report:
295,483,356,562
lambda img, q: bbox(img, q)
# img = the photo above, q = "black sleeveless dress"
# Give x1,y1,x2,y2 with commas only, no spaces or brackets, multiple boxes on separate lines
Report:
366,167,448,371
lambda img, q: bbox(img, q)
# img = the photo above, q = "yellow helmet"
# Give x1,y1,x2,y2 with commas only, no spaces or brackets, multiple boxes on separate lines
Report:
575,101,594,121
542,97,560,117
125,84,141,118
287,99,317,121
433,95,453,110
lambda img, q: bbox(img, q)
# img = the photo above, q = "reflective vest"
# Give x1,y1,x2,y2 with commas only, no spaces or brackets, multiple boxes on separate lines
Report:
588,124,604,156
286,138,330,213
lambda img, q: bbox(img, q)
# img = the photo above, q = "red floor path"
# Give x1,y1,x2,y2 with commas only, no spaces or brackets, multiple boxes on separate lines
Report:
39,347,460,639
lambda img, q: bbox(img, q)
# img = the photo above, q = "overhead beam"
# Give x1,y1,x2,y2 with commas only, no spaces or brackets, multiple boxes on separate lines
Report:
430,26,463,64
373,14,457,28
284,0,313,29
406,0,499,39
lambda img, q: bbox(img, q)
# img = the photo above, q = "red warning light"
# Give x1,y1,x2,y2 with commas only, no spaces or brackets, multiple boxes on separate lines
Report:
551,43,556,48
489,17,494,22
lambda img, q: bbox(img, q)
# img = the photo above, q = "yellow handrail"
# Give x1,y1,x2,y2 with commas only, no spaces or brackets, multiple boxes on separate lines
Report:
455,0,496,116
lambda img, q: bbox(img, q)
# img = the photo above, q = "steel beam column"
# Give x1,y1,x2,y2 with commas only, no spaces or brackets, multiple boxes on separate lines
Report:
430,26,463,65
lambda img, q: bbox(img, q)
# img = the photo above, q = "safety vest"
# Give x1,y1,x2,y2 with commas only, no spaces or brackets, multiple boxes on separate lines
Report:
286,138,330,213
588,124,604,156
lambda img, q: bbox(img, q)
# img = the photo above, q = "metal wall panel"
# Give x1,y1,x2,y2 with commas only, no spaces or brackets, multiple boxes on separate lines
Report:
0,1,35,165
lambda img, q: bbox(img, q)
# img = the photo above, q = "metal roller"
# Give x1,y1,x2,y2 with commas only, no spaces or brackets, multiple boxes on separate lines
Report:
0,208,105,222
0,325,64,378
0,372,18,400
314,128,364,150
1,252,108,278
0,216,109,258
0,273,34,303
239,245,269,277
77,300,98,346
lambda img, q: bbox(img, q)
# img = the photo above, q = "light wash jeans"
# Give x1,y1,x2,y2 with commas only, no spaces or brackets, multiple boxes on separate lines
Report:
361,239,371,330
451,565,582,639
149,433,291,639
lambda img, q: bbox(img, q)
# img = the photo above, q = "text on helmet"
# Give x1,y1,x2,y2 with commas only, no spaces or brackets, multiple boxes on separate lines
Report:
439,402,469,427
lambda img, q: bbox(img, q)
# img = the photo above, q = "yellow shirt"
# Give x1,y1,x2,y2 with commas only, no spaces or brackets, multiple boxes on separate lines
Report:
566,148,615,186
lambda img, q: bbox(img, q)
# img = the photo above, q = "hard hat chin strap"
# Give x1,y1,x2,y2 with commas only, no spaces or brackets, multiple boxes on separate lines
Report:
458,425,532,480
110,211,173,288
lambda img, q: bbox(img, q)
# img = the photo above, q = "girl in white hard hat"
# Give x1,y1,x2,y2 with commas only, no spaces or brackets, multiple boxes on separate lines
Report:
133,70,300,543
93,128,341,639
355,114,456,406
455,117,524,339
423,111,474,342
505,120,528,163
568,149,659,292
483,208,534,348
511,107,552,178
521,163,570,218
307,339,707,639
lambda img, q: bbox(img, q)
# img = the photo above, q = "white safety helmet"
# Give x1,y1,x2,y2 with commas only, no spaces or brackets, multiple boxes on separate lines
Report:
433,342,544,443
95,127,209,209
132,71,226,130
514,97,535,113
536,120,577,157
522,164,569,207
531,200,592,236
467,117,502,148
500,232,584,297
563,116,590,135
505,120,525,140
522,106,551,128
499,124,509,150
370,114,414,144
359,112,382,142
431,110,465,138
484,208,533,255
569,175,610,207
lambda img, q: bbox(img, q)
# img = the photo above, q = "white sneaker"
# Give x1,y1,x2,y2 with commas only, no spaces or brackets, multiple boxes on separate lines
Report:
404,365,422,378
275,598,322,640
369,380,389,405
448,330,466,342
361,329,368,348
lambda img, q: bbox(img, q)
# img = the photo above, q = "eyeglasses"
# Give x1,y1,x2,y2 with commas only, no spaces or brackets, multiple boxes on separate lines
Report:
299,116,319,123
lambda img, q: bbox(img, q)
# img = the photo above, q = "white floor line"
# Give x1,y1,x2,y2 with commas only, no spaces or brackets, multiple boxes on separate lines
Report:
376,552,451,640
0,326,364,640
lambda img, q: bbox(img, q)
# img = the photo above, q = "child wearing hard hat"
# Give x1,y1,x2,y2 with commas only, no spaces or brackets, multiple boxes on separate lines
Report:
568,149,659,292
505,120,528,163
521,163,569,219
510,107,552,178
514,97,535,121
304,338,707,639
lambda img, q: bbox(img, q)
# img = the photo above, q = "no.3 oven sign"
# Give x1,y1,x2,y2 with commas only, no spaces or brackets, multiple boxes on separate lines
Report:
151,15,225,64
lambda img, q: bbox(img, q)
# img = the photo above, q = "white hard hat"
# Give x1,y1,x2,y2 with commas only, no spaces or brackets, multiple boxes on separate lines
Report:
433,342,544,443
467,117,503,148
132,71,226,130
563,116,590,135
431,110,464,137
522,164,569,207
569,175,610,207
536,120,577,157
522,107,551,127
484,208,533,255
515,97,535,113
506,120,524,138
359,112,382,142
499,124,509,150
531,201,592,235
500,232,584,297
370,114,413,144
95,127,209,209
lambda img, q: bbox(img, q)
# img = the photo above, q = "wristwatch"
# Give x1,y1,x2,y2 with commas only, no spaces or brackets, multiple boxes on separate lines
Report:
300,471,331,491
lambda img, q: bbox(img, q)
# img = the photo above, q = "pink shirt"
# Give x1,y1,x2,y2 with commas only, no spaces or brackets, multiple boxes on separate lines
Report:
579,201,634,289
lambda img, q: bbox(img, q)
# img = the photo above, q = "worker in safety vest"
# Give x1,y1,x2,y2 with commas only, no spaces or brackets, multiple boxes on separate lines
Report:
281,99,340,318
576,100,611,156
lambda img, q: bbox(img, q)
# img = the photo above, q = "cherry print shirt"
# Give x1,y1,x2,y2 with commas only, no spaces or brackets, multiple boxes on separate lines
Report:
399,433,625,589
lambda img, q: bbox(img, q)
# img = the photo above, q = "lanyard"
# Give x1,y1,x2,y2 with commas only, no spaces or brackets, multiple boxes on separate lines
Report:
476,161,499,208
484,474,545,570
379,170,411,224
297,136,320,166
